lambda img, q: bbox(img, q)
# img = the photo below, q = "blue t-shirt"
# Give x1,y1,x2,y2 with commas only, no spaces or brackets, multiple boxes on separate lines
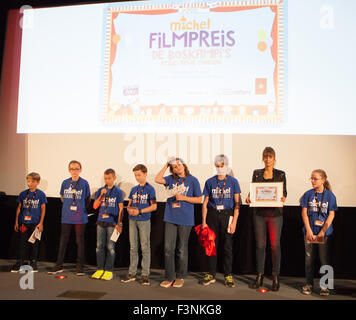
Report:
163,174,202,226
95,186,124,225
60,177,90,224
203,175,241,210
17,189,48,224
300,188,338,236
128,183,156,221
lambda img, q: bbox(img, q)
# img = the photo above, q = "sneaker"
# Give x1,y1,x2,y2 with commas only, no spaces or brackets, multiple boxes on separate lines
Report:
120,273,136,283
101,271,113,281
140,276,150,286
173,278,184,288
224,275,235,288
91,270,104,280
76,263,85,276
320,288,330,296
30,261,38,273
48,264,64,275
302,284,313,295
10,262,23,273
200,273,216,286
160,280,174,288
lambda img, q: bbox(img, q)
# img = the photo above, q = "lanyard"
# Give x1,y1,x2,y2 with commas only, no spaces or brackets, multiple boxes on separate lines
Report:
175,177,185,186
70,178,80,204
24,189,37,212
314,190,325,220
133,184,146,207
216,176,227,204
102,187,114,212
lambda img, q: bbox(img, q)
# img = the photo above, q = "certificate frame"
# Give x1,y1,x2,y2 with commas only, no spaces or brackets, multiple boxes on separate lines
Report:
249,182,284,207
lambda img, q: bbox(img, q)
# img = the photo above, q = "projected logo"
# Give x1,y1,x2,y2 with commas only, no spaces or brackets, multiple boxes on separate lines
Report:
101,0,287,131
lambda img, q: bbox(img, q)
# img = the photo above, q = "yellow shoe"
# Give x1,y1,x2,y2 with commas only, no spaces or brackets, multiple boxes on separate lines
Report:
101,271,113,281
91,270,104,279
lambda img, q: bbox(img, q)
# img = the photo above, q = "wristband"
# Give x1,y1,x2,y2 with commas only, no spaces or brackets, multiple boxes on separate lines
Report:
138,209,142,216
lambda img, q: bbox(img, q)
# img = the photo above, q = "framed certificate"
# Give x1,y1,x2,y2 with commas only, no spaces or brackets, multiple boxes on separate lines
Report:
249,182,284,207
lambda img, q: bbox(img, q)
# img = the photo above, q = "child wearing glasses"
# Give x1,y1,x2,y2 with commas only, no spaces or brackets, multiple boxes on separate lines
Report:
48,160,91,276
300,169,337,296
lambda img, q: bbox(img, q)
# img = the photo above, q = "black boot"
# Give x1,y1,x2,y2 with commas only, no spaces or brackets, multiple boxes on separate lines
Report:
251,273,264,289
271,274,280,291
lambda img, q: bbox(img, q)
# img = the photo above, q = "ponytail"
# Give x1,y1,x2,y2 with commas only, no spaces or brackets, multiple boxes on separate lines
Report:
312,169,332,191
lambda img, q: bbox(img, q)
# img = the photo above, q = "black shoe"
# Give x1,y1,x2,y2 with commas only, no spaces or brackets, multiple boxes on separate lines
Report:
250,273,264,289
30,261,38,272
76,263,85,276
271,274,280,291
48,264,64,275
10,261,23,273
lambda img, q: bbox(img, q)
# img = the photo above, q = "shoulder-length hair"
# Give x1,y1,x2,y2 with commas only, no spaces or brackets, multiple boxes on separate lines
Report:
168,157,190,179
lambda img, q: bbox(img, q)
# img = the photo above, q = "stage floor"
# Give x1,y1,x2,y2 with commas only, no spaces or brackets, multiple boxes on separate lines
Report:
0,259,355,301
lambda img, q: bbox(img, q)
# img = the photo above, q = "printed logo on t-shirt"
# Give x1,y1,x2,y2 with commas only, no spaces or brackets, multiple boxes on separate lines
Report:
132,194,149,205
101,197,117,208
308,199,329,214
211,187,231,199
63,188,83,199
23,199,40,209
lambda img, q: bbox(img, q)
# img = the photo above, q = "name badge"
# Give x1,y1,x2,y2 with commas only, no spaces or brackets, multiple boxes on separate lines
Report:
102,214,109,219
172,202,181,208
216,205,224,211
314,220,324,227
70,206,77,211
24,216,32,221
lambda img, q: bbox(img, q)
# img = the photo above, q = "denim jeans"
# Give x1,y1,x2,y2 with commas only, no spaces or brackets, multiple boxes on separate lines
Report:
56,223,86,265
17,223,39,263
164,222,191,281
96,225,116,271
304,236,330,286
253,213,283,275
206,208,234,276
128,219,151,277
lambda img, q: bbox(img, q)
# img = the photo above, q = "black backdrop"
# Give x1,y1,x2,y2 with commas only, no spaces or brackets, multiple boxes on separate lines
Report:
1,194,355,279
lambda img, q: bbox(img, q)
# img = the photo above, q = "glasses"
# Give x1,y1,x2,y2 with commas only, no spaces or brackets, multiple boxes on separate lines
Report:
310,178,321,181
69,168,81,171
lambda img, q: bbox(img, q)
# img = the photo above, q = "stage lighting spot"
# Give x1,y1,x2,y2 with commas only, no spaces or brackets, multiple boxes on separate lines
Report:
259,288,268,293
56,275,67,280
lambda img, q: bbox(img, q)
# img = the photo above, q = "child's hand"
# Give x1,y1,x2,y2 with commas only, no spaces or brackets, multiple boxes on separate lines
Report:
37,224,43,233
100,188,107,197
306,230,316,242
115,224,122,234
245,196,251,204
175,194,185,201
14,222,19,232
127,207,139,216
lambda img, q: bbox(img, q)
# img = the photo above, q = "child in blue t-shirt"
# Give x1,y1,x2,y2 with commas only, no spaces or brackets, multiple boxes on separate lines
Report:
121,164,157,286
92,168,124,281
48,160,91,276
11,172,47,272
155,157,202,288
201,155,241,288
300,169,337,296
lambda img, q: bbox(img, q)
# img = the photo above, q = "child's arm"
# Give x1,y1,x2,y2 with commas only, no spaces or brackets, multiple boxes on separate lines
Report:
201,196,209,228
14,203,21,232
318,211,335,239
174,193,202,204
37,203,46,232
93,189,107,210
155,161,170,185
301,207,315,241
140,200,157,215
115,202,124,233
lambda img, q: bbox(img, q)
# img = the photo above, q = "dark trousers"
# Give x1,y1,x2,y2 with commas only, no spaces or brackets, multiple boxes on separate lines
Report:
56,223,86,265
304,236,330,286
253,213,283,275
17,223,39,263
206,208,234,276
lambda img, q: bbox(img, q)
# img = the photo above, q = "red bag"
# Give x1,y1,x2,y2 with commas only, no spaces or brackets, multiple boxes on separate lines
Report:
194,224,216,256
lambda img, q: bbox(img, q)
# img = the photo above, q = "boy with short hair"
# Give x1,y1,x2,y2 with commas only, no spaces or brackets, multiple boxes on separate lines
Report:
91,168,124,280
11,172,47,272
48,160,90,276
121,164,157,286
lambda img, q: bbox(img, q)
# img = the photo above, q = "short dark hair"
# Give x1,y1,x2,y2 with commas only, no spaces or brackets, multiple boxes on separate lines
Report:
68,160,82,169
104,168,116,176
133,164,147,173
262,147,276,158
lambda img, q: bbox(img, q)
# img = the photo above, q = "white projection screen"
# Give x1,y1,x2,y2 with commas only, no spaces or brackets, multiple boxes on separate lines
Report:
11,0,356,205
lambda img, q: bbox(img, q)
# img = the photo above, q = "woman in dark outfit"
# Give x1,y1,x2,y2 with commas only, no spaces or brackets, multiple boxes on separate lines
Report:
246,147,287,291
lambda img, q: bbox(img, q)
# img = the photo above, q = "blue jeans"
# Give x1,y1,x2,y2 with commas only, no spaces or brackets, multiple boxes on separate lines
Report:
96,225,116,271
164,222,191,281
128,219,151,277
253,213,283,275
